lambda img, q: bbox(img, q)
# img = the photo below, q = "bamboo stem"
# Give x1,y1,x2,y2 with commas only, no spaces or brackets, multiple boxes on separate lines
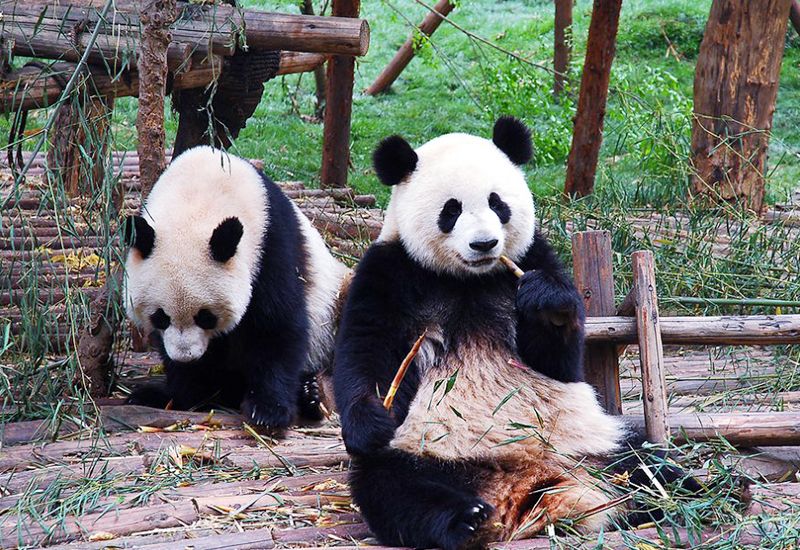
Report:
383,330,428,410
499,255,525,278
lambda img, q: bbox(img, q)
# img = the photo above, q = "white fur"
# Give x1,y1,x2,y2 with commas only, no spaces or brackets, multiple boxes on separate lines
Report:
379,133,536,277
124,147,268,357
294,202,351,373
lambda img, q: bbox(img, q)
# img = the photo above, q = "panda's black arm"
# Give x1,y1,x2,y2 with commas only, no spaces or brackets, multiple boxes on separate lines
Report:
513,231,586,383
333,243,421,456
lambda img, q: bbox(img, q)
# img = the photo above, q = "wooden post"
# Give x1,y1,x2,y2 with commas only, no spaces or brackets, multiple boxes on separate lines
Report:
571,230,622,415
563,0,623,197
632,250,669,443
690,0,791,215
320,0,361,188
365,0,455,96
300,0,328,118
553,0,572,96
791,0,800,36
136,0,177,196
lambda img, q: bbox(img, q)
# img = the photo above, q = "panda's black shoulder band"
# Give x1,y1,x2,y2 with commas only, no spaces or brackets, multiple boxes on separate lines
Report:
210,217,244,263
492,116,533,166
124,215,155,259
373,135,418,186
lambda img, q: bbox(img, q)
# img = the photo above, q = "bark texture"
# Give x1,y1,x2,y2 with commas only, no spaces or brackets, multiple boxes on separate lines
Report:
690,0,791,215
563,0,622,197
553,0,573,95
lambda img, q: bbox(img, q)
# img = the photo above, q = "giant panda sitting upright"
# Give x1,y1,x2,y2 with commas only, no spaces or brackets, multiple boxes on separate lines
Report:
334,118,696,549
124,146,349,428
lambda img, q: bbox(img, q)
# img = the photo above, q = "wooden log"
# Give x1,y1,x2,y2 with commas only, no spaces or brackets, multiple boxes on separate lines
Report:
689,0,792,215
632,250,669,443
571,231,621,414
320,0,360,188
553,0,572,95
365,0,455,95
136,0,175,197
626,411,800,446
278,51,327,76
585,314,800,345
745,481,800,516
2,1,370,57
563,0,622,197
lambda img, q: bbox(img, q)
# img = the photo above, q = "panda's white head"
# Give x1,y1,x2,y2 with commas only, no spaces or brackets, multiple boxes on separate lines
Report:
375,117,536,277
123,147,267,363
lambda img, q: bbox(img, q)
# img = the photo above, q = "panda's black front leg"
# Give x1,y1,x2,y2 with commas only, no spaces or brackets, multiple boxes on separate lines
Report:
239,329,305,430
515,268,586,383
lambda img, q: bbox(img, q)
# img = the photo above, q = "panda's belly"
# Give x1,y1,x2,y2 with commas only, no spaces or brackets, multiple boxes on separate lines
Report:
390,340,624,461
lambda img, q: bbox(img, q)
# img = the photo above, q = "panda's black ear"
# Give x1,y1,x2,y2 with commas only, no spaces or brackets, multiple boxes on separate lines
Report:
123,215,155,259
209,217,244,263
492,116,533,165
373,135,418,186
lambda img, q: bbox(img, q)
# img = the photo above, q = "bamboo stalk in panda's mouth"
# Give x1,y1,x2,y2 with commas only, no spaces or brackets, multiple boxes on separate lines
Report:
383,330,428,411
500,255,525,278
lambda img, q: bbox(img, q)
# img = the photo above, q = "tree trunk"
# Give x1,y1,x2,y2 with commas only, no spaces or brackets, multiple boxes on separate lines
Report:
136,0,175,196
690,0,791,215
789,0,800,36
563,0,623,198
320,0,360,188
553,0,573,96
300,0,328,119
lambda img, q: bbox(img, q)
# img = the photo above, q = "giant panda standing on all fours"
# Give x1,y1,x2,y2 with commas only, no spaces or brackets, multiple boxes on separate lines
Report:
334,117,699,549
124,146,349,429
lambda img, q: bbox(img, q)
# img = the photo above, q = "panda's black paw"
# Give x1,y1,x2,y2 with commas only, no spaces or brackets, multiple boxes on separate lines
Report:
127,384,172,409
441,499,493,550
241,393,293,431
297,373,325,422
341,400,396,456
516,270,582,329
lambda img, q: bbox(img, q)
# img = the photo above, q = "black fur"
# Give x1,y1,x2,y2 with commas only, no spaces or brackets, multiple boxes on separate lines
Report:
373,135,418,186
437,198,463,233
127,173,319,429
492,116,533,166
209,217,244,263
350,449,492,550
488,192,511,224
333,235,585,548
124,215,156,259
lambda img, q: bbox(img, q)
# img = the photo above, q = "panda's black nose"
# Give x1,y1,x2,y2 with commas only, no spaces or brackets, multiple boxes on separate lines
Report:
470,239,498,252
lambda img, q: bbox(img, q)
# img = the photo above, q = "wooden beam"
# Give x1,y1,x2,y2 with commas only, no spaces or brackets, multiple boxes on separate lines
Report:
365,0,455,95
320,0,360,188
571,231,622,415
632,250,669,443
626,412,800,446
563,0,623,197
585,314,800,345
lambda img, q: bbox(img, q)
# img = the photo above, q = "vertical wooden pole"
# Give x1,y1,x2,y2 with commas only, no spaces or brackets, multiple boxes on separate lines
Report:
571,230,622,414
300,0,328,118
365,0,455,96
632,250,669,443
553,0,572,96
791,0,800,36
563,0,622,197
136,0,176,196
321,0,361,188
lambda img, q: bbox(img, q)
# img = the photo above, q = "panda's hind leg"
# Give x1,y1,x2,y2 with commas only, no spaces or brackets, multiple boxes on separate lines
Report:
350,450,493,550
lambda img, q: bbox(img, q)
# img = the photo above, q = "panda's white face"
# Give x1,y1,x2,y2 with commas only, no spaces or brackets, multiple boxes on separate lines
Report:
123,146,268,364
381,133,536,277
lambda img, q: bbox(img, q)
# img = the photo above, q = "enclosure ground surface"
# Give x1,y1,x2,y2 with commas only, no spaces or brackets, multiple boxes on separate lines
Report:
3,156,800,549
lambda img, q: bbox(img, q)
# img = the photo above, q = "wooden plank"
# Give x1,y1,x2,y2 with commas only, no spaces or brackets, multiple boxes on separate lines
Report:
571,230,621,414
320,0,360,188
365,0,455,95
632,250,669,443
585,314,800,345
745,482,800,515
626,412,800,446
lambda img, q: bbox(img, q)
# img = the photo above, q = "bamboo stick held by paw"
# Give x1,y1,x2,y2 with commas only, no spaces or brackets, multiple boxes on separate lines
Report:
500,255,525,278
383,330,428,410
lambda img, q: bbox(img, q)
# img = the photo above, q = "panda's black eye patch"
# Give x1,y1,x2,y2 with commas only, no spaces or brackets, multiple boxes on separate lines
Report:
194,309,218,330
438,198,462,233
489,192,511,224
150,308,171,330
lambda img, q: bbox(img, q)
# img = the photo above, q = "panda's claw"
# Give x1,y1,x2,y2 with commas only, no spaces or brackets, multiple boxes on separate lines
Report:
241,394,292,430
442,498,493,550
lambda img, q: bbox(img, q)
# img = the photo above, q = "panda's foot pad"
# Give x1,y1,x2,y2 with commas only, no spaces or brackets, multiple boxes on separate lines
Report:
298,375,324,421
241,395,292,431
443,500,492,550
